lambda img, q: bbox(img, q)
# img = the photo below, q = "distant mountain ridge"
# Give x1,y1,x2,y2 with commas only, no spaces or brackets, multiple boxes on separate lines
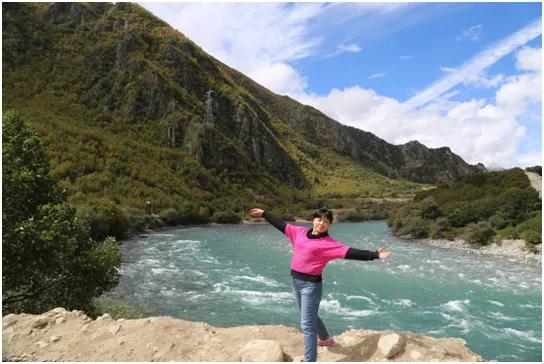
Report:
2,2,485,217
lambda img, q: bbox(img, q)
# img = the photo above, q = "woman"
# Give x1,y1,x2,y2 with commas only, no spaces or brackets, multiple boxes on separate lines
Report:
249,207,391,362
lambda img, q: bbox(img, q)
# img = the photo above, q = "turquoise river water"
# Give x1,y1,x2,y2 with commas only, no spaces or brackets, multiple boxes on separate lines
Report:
105,221,542,361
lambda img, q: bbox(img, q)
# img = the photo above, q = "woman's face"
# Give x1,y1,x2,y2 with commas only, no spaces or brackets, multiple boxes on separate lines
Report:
312,216,331,234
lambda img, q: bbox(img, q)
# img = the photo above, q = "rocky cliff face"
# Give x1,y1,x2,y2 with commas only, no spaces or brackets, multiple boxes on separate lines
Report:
3,2,484,194
2,308,484,362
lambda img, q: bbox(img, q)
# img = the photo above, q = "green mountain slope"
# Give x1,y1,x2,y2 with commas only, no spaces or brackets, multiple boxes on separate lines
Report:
2,3,484,236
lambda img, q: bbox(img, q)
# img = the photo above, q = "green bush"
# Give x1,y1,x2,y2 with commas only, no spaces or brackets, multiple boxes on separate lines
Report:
158,208,179,226
463,221,495,245
420,197,442,220
521,230,541,245
211,211,241,224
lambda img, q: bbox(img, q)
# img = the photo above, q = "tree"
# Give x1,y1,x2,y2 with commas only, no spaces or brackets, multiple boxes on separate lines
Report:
2,111,121,314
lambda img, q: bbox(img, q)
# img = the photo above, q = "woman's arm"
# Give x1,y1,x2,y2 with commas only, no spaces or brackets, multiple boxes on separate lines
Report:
249,208,287,234
345,247,391,260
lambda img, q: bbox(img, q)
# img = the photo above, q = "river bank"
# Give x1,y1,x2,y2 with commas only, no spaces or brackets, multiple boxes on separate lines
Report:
2,308,484,362
414,238,541,263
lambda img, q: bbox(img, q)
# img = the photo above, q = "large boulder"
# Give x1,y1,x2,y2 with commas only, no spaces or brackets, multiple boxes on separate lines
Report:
238,340,284,362
377,332,407,359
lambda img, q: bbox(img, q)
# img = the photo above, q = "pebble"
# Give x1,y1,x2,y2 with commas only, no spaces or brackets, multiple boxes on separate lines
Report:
50,336,61,343
36,341,48,348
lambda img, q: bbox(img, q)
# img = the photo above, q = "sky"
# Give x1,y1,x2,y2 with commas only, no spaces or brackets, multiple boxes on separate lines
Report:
140,1,542,169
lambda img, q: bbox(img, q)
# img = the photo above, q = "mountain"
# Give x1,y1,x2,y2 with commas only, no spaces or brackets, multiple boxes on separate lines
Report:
2,3,485,227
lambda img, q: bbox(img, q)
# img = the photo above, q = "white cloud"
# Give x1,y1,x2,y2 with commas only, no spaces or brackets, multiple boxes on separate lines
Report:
367,73,387,79
296,45,542,168
455,24,483,42
516,45,542,72
338,43,362,53
404,18,541,109
400,55,415,60
140,2,324,96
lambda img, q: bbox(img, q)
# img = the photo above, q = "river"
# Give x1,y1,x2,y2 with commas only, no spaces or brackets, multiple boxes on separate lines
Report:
105,221,542,361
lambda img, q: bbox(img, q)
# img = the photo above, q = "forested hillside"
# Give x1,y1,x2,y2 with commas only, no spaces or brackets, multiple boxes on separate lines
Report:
3,3,485,238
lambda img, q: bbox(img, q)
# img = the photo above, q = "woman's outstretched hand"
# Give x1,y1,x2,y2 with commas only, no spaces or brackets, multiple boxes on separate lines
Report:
249,208,264,218
377,247,391,260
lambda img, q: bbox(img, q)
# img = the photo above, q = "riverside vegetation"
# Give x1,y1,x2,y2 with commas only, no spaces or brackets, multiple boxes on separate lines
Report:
388,168,542,247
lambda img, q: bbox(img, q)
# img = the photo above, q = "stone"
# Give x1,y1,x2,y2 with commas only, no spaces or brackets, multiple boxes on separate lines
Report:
377,332,406,359
50,336,61,343
97,313,112,321
55,317,66,325
32,316,50,329
52,307,67,314
3,314,18,328
81,324,89,333
36,341,48,348
239,340,284,362
110,324,122,335
409,350,423,360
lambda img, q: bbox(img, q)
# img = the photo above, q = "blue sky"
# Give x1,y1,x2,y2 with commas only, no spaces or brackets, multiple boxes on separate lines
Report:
140,2,542,169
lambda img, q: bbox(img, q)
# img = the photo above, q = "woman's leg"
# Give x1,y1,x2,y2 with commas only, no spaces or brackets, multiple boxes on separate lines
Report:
292,281,331,341
293,279,322,362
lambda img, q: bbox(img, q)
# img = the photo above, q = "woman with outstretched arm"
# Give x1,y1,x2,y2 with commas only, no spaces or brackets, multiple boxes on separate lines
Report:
249,207,391,362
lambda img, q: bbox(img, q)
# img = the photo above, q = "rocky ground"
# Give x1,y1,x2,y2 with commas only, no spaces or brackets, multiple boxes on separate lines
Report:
2,308,484,362
419,238,541,264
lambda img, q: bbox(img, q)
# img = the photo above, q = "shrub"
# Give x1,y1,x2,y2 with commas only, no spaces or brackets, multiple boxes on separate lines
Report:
463,221,495,245
211,211,241,224
420,198,442,220
158,208,179,226
521,230,541,245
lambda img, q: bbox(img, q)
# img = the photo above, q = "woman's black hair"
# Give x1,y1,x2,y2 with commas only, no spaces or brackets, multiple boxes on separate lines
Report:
314,208,333,223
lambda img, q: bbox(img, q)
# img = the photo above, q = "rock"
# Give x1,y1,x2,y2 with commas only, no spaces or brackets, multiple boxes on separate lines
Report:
81,324,89,333
32,316,50,329
52,307,67,314
110,324,122,335
55,317,66,325
409,350,423,360
36,341,48,348
377,332,406,359
239,340,284,362
3,314,18,328
50,336,61,343
97,313,112,321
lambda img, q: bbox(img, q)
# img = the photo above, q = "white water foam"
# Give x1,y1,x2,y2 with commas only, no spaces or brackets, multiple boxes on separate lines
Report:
441,299,470,312
489,311,517,321
487,300,504,307
502,328,542,343
212,282,292,305
320,299,378,318
392,299,414,307
232,275,282,287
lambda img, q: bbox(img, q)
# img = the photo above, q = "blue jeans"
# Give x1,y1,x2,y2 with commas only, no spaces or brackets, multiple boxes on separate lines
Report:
292,279,331,362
